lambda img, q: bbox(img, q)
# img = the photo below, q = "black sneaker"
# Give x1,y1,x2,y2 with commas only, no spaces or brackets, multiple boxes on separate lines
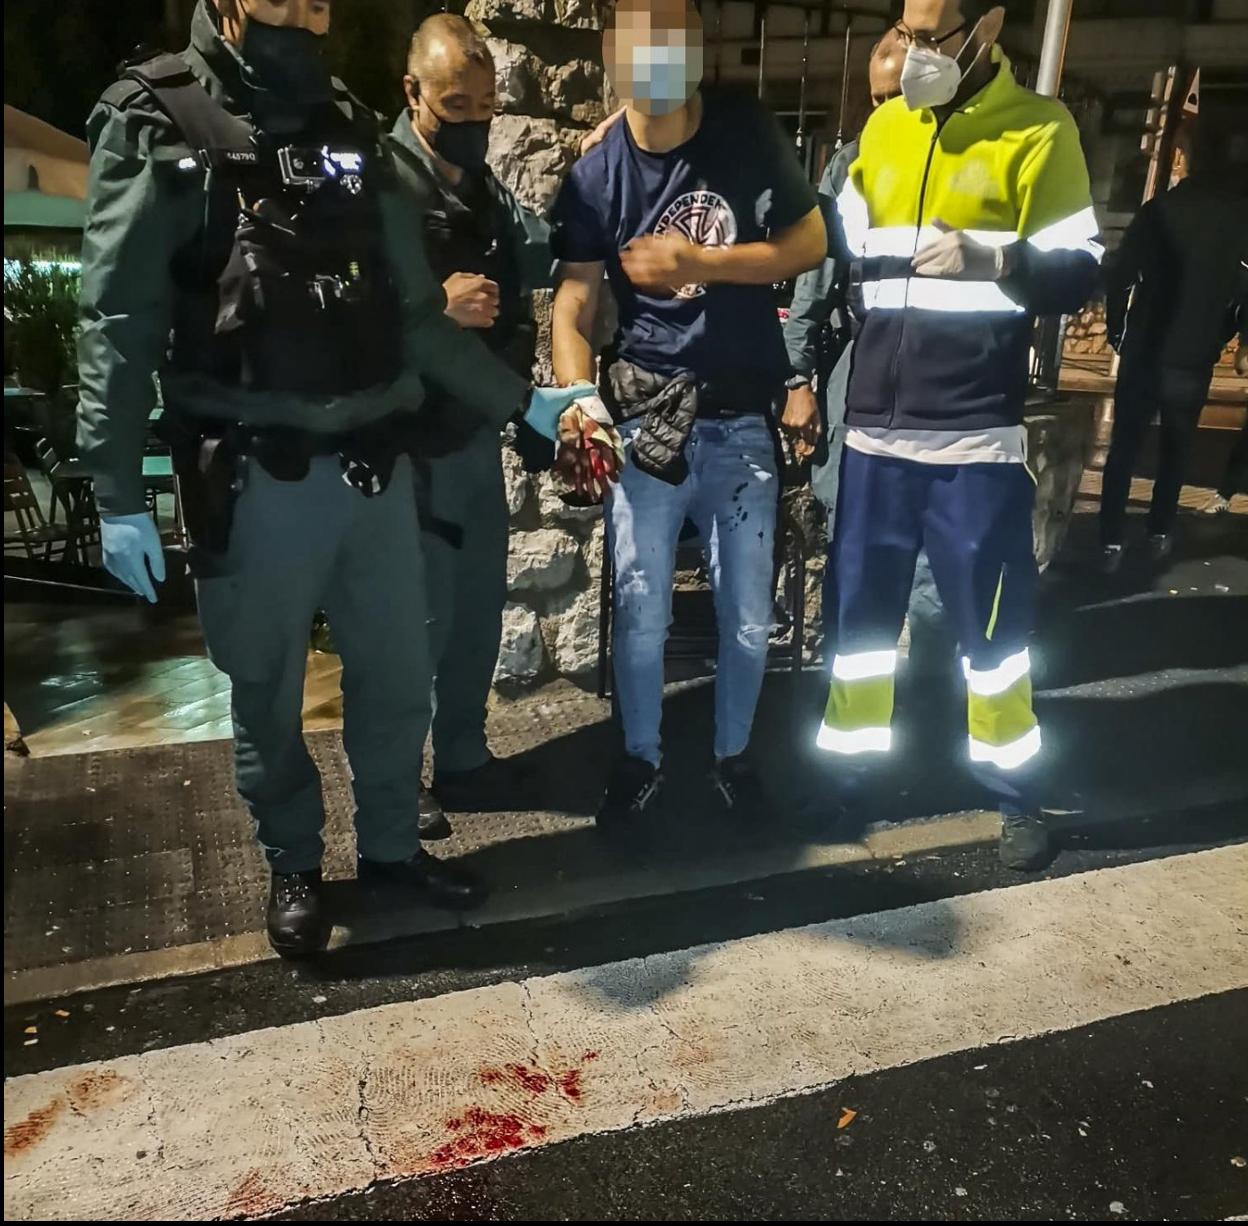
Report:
433,753,534,811
709,754,766,814
999,811,1052,872
597,755,663,825
1146,532,1174,565
418,786,453,841
267,868,330,958
358,849,489,910
1098,544,1125,575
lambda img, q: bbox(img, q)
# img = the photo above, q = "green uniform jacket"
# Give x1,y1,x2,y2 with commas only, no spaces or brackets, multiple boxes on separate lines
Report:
75,3,529,516
388,112,553,301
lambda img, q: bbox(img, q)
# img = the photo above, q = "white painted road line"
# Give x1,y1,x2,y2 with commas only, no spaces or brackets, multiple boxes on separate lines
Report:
5,846,1246,1221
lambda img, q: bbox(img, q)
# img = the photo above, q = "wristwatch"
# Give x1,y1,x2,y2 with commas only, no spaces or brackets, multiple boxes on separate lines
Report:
784,375,812,391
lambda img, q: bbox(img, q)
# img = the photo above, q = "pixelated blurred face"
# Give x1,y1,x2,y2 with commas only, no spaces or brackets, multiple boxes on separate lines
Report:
604,0,704,117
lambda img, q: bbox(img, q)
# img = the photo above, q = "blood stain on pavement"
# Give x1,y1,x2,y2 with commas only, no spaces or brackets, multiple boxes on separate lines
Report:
224,1168,285,1218
429,1108,539,1170
3,1098,64,1159
66,1068,134,1112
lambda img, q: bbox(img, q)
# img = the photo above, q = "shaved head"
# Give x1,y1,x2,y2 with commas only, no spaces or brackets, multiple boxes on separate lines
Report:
868,26,906,107
407,12,493,89
403,12,497,174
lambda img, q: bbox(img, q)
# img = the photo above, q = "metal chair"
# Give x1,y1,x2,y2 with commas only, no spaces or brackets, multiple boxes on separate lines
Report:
33,436,98,559
3,454,74,563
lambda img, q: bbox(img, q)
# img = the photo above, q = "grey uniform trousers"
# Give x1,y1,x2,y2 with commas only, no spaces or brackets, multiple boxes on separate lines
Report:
416,428,509,775
196,455,430,873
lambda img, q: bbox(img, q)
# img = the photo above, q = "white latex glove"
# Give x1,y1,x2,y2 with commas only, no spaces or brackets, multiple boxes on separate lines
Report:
101,512,165,603
911,228,1006,281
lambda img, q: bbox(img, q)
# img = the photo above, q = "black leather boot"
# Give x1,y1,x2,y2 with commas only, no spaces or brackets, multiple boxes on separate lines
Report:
418,786,453,840
357,849,488,910
267,868,330,957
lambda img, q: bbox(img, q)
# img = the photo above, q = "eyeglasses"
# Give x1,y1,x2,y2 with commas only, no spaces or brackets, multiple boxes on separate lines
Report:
892,20,967,51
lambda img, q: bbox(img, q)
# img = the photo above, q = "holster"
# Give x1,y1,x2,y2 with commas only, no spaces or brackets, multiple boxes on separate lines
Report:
157,415,245,573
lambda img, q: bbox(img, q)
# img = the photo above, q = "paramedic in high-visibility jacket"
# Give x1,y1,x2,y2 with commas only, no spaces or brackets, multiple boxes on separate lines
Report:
819,1,1101,871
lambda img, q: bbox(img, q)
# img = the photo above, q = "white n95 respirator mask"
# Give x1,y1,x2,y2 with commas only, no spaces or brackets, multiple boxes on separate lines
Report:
899,18,989,112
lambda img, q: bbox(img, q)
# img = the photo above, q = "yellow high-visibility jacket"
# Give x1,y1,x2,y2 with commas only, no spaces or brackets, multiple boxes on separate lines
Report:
837,50,1101,433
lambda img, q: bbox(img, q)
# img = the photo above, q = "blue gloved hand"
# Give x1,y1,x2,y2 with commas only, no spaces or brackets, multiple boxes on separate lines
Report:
522,382,596,442
100,512,166,603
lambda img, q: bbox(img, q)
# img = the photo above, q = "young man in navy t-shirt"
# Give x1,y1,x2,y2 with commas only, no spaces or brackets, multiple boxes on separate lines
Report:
551,0,824,823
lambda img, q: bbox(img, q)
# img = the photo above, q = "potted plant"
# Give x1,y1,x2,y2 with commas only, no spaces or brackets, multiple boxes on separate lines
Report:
3,258,81,457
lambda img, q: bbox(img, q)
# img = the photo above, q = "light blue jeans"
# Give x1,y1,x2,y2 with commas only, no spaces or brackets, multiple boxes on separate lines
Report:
607,416,779,766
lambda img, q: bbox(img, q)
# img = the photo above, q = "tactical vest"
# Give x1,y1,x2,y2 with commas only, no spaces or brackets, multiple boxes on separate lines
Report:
390,139,533,373
124,53,402,397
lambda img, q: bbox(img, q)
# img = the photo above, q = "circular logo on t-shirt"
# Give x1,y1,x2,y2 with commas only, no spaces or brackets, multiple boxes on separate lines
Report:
653,190,738,299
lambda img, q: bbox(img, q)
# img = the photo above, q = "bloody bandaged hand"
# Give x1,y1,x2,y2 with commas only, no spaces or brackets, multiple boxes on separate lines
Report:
555,396,623,504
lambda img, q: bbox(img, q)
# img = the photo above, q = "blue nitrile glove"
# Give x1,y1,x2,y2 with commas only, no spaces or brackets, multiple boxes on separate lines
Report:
522,382,597,441
101,513,166,603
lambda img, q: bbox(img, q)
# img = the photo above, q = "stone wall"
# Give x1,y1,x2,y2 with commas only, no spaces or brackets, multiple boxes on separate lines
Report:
469,0,615,689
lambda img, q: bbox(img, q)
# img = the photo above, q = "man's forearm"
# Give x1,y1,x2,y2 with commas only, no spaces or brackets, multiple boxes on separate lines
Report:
693,208,826,287
552,326,596,385
551,271,602,385
696,240,814,286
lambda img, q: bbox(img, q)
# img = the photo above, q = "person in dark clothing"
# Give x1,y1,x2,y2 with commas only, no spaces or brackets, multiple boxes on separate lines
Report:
391,15,555,826
1099,127,1248,569
1202,270,1248,516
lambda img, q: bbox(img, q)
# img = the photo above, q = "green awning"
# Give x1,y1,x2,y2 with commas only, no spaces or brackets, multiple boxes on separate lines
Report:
4,191,85,230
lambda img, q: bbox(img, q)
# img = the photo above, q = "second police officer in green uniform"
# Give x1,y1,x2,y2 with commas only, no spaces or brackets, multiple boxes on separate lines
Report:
389,15,556,829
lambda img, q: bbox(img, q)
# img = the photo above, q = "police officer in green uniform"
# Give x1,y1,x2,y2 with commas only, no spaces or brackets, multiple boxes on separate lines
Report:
76,0,591,956
390,15,554,824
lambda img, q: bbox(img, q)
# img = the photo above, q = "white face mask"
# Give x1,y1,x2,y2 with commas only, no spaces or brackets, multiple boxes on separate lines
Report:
898,21,987,112
899,43,963,110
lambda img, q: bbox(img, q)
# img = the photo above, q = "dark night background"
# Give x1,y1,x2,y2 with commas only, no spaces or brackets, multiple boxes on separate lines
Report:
2,0,449,138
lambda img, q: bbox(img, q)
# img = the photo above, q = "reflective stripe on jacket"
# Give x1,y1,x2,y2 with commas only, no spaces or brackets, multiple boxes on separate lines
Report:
838,50,1101,434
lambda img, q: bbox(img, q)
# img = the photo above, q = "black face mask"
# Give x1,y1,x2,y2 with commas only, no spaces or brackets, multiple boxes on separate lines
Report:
430,117,492,174
238,20,333,106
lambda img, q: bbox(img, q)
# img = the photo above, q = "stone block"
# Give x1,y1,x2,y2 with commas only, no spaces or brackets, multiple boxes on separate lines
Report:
537,470,605,526
487,114,580,212
546,587,601,676
501,445,531,517
467,0,550,23
494,603,544,683
507,526,579,591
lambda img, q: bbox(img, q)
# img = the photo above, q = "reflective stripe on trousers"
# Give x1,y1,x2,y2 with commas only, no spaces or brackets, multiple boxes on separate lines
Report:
818,646,1040,771
818,649,896,755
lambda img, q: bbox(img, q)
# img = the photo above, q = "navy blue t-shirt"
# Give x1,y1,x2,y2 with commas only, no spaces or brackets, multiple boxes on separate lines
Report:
551,89,817,392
